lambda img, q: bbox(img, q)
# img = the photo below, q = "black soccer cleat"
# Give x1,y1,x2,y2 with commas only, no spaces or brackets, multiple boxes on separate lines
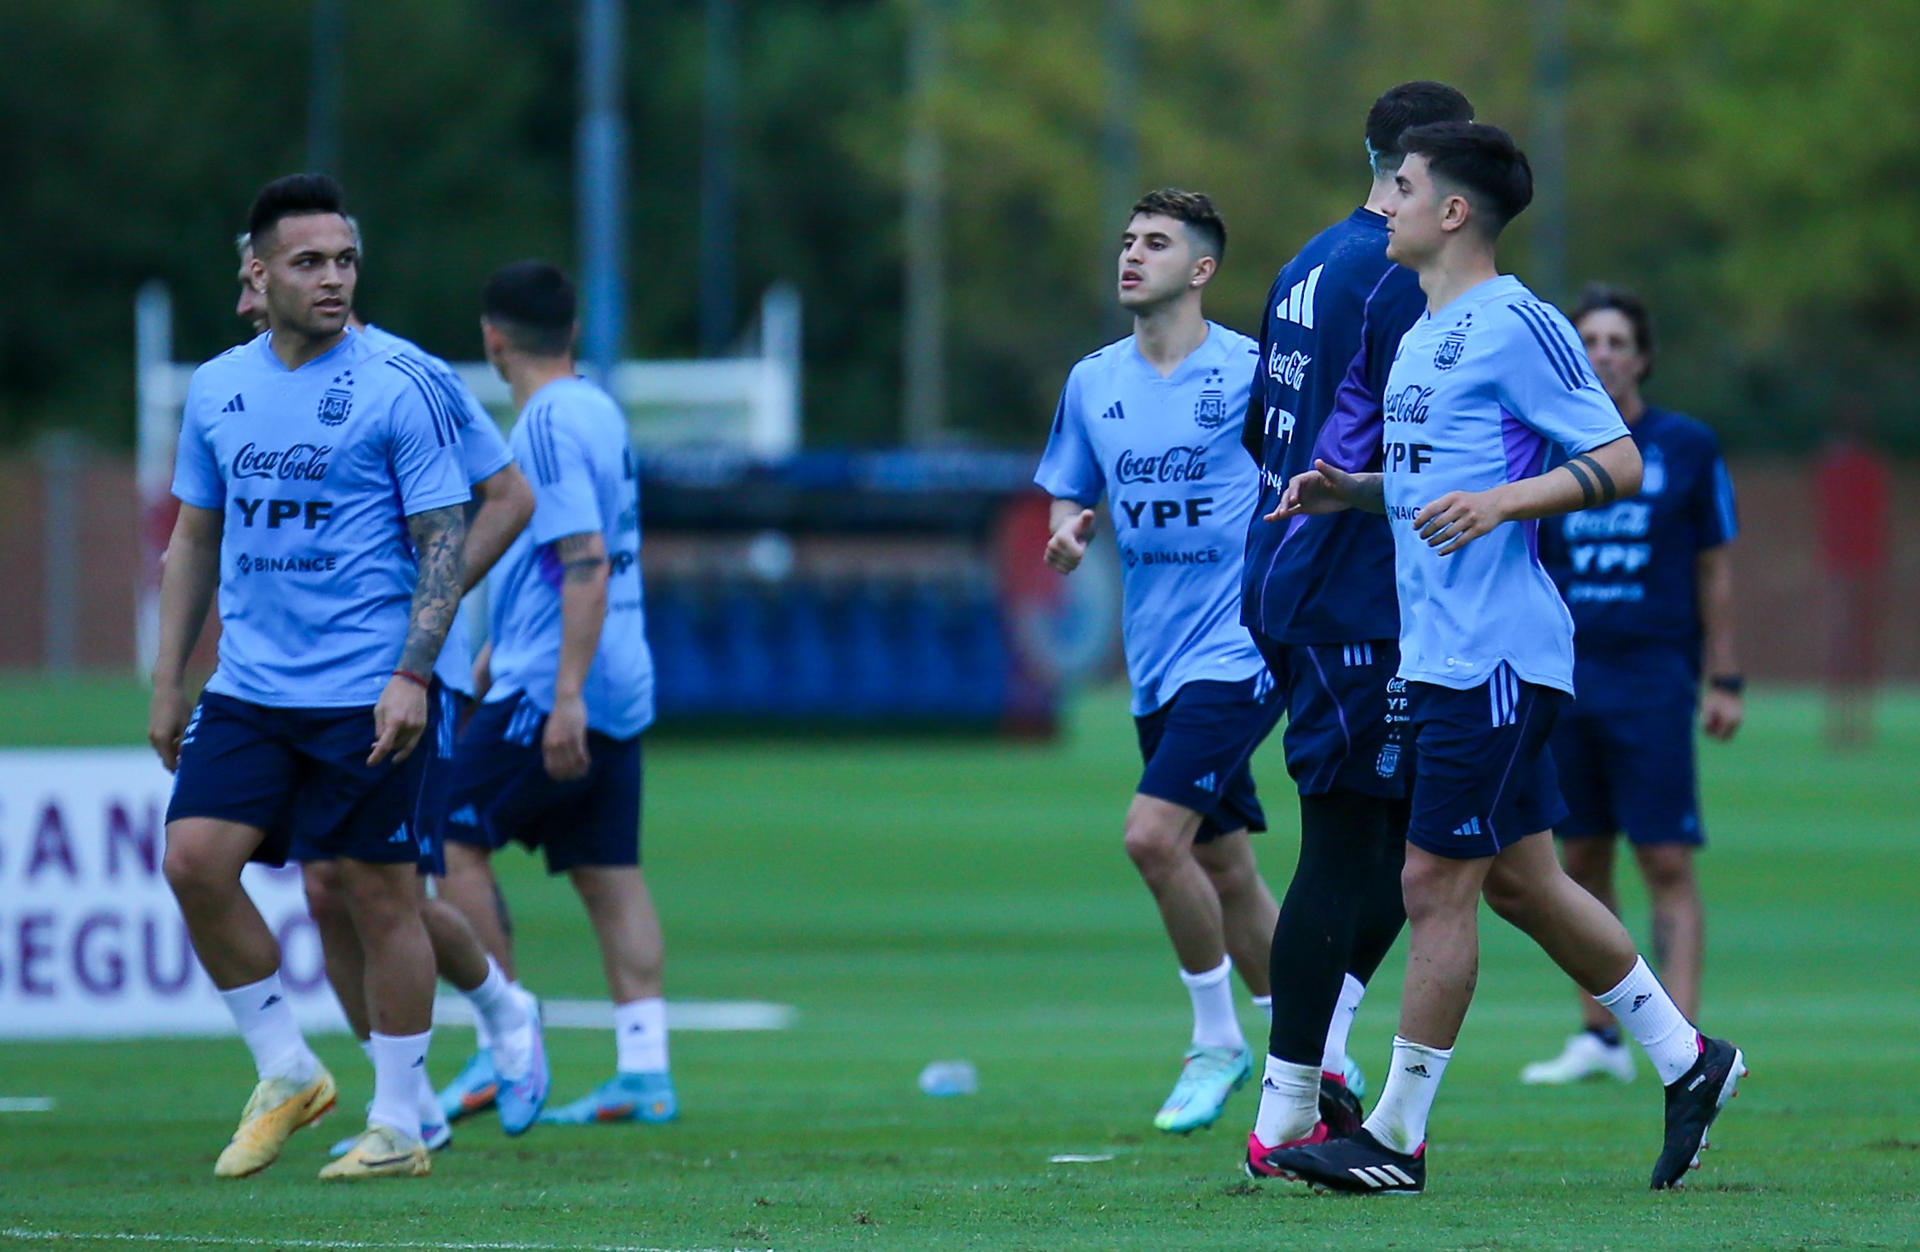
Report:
1262,1127,1425,1195
1318,1073,1365,1140
1651,1035,1747,1190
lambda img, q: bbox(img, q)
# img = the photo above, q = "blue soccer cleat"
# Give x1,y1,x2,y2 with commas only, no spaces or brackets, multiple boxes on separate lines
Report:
538,1071,678,1125
435,1050,501,1123
1152,1045,1253,1134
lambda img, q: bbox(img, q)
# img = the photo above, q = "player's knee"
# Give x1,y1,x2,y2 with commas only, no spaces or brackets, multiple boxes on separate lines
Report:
161,838,237,902
302,868,352,929
1400,853,1476,923
1122,821,1185,882
1635,846,1696,896
1557,835,1614,886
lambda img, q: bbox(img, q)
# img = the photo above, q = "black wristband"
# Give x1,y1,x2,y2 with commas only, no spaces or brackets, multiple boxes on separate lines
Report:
1708,673,1745,694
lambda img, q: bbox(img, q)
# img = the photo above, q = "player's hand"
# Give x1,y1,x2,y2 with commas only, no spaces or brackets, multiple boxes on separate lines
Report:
148,681,191,773
1415,488,1508,554
543,693,591,782
1701,688,1744,741
471,642,493,701
1045,509,1097,574
369,676,429,766
1268,459,1360,521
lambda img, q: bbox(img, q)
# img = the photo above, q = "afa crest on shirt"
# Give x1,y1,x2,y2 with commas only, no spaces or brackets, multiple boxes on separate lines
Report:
1193,367,1228,430
1434,313,1472,371
1639,447,1667,495
1375,743,1400,778
319,369,355,426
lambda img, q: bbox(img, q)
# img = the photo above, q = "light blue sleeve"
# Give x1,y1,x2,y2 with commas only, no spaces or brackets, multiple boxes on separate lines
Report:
171,372,225,508
521,408,604,545
1497,303,1629,455
459,407,514,486
385,376,473,517
1032,368,1104,506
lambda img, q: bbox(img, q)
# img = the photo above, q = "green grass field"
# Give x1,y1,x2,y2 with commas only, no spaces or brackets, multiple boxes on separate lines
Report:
2,679,1917,1251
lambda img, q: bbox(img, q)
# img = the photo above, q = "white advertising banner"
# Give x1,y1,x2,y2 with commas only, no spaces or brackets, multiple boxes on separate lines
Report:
0,748,347,1038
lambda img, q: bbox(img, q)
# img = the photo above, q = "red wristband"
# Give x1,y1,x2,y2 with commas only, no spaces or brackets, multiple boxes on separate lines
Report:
393,669,432,689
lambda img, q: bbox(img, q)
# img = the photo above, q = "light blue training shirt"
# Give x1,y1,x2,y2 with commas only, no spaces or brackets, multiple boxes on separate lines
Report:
485,376,654,740
1034,321,1267,715
358,324,515,697
1376,276,1629,695
172,329,472,707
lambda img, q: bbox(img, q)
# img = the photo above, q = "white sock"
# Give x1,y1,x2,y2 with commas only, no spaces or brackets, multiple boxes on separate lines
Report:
1251,995,1273,1022
368,1030,431,1142
1179,957,1244,1051
1320,973,1367,1078
488,985,537,1082
464,958,529,1046
614,998,670,1074
1252,1055,1321,1147
218,973,317,1084
1594,957,1701,1085
415,1060,444,1132
1361,1036,1452,1155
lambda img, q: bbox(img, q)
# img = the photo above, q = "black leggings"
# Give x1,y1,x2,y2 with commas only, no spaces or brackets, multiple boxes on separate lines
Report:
1265,788,1410,1066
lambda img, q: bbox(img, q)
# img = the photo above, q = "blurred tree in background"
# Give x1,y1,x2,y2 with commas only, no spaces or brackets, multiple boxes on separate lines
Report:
1,0,1915,452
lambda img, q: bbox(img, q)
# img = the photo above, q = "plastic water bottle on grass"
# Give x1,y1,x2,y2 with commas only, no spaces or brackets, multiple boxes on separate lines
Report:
918,1060,977,1096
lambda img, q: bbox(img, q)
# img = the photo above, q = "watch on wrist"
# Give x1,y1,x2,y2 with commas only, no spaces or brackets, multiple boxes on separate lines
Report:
1708,673,1745,695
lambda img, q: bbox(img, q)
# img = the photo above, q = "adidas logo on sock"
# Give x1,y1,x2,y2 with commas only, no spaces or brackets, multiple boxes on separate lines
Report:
412,1057,426,1068
1631,993,1651,1011
1260,1076,1283,1092
221,394,246,413
1404,1063,1429,1077
260,994,282,1010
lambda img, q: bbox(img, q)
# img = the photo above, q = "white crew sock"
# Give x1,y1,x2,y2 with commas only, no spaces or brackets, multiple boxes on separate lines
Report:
614,998,670,1074
218,973,318,1084
416,1061,444,1132
1594,956,1701,1086
464,958,529,1049
368,1030,431,1142
1251,995,1273,1022
1179,957,1245,1051
1361,1036,1452,1155
1252,1055,1321,1147
1320,973,1367,1078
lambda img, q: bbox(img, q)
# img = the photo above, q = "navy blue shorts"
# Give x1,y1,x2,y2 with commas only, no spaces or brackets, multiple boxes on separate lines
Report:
1253,635,1409,799
1133,672,1283,842
1550,700,1704,847
443,691,643,873
166,689,445,867
1405,665,1570,859
412,687,473,876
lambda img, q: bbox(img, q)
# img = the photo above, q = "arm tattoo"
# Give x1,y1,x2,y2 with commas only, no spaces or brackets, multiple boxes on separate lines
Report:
1568,453,1618,506
554,531,608,584
397,503,469,679
1562,458,1598,508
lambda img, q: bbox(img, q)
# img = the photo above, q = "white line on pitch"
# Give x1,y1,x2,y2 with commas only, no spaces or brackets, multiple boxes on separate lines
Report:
0,1229,768,1252
0,1097,55,1112
430,996,794,1032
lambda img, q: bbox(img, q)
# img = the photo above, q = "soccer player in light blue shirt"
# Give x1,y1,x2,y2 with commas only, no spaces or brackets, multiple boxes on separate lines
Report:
230,224,553,1150
1267,124,1744,1194
152,174,471,1179
1036,189,1283,1135
438,261,675,1127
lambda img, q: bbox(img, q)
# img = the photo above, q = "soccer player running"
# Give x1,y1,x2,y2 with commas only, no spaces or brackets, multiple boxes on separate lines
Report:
152,173,470,1180
1264,123,1745,1193
435,261,676,1126
1238,81,1475,1175
1037,190,1284,1133
1521,286,1743,1086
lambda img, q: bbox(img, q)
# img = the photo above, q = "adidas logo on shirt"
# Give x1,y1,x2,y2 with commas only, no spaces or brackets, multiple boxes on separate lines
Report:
221,394,246,413
1100,401,1127,422
1452,817,1483,839
1273,264,1323,329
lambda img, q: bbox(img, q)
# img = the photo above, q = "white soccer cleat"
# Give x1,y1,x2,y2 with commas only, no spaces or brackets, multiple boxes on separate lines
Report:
1520,1031,1636,1085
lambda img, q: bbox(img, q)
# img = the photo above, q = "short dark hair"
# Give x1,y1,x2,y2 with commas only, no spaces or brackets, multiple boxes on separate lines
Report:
1398,121,1533,236
1129,188,1226,264
1573,283,1657,379
482,260,577,358
1365,82,1475,177
247,173,349,253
